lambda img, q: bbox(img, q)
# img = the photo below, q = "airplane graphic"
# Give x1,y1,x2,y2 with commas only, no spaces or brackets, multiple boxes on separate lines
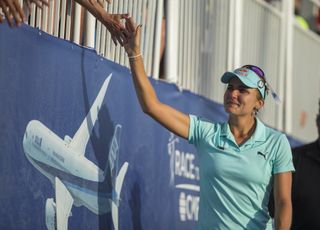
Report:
22,74,129,230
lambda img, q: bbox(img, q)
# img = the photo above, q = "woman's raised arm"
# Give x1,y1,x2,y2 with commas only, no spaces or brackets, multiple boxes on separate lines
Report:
121,17,190,139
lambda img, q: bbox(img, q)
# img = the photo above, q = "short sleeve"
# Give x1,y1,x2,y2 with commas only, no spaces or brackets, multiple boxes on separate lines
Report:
273,134,295,174
188,114,216,147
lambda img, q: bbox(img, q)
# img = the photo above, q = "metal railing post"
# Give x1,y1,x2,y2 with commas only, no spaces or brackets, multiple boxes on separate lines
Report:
165,0,179,83
233,0,243,68
283,0,294,134
73,2,81,44
152,0,164,79
85,11,96,48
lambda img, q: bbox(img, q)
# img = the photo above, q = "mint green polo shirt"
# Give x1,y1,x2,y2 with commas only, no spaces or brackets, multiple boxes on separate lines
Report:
188,115,294,230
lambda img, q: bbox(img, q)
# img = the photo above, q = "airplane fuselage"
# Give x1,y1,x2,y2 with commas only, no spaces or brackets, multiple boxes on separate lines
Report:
23,120,112,214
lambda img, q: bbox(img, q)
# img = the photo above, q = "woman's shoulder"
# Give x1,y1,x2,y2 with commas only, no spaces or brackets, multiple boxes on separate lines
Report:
189,114,222,126
260,121,286,138
189,114,224,133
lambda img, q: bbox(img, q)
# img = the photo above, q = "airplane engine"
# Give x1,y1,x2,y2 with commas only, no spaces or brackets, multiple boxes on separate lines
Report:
64,135,72,144
45,198,56,230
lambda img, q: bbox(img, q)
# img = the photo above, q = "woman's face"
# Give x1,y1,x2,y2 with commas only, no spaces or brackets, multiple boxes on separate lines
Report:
223,78,264,117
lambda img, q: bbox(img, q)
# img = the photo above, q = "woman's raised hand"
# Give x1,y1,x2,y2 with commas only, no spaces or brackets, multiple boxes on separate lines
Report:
122,17,142,57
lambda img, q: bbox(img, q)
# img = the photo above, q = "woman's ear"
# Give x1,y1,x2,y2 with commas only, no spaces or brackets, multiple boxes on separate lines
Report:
256,99,264,111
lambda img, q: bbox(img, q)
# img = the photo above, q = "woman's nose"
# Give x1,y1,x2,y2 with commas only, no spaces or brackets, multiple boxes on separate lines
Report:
228,89,238,98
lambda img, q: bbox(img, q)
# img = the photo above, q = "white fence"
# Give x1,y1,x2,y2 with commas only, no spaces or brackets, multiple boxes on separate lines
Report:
20,0,163,78
14,0,320,142
291,25,320,141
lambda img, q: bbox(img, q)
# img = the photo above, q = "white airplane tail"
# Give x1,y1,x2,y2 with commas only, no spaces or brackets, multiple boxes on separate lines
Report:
105,124,121,186
111,202,119,230
105,124,129,230
111,162,129,230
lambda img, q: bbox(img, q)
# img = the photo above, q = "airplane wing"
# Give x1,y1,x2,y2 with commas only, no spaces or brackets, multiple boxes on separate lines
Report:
55,177,74,230
69,74,112,155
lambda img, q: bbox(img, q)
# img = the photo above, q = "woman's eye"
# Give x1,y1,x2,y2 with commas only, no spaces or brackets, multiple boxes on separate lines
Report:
239,88,249,93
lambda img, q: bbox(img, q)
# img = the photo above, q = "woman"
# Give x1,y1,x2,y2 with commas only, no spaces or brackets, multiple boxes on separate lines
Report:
118,17,294,230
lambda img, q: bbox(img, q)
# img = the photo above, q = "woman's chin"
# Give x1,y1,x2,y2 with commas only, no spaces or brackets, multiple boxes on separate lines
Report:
224,108,234,115
224,105,237,113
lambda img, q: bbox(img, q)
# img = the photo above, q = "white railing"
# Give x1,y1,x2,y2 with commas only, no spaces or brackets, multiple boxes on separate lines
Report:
22,0,163,78
166,0,287,130
239,0,286,131
291,24,320,141
174,0,230,102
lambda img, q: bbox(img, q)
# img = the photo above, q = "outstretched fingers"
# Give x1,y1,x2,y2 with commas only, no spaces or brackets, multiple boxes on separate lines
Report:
106,13,130,46
12,0,24,23
29,0,49,9
0,1,14,27
26,0,32,14
4,0,24,26
122,17,142,56
39,0,50,7
125,17,136,33
111,35,118,46
109,27,126,46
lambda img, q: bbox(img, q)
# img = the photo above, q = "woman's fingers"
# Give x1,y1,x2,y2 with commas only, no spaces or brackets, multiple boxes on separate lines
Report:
43,0,49,7
111,35,118,46
106,16,140,48
40,0,50,7
136,24,142,38
0,1,14,27
121,28,130,39
12,0,24,22
109,28,126,46
33,0,45,9
7,0,23,25
26,1,32,14
125,17,136,33
119,13,129,19
35,0,49,8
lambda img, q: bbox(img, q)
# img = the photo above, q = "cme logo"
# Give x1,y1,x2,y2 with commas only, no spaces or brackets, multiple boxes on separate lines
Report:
167,133,200,222
179,192,199,221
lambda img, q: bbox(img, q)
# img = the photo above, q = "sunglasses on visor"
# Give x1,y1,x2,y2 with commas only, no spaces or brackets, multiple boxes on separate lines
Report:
241,64,281,103
242,65,266,81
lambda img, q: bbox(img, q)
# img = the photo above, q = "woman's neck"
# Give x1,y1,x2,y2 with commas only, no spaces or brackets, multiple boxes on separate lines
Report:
228,115,256,145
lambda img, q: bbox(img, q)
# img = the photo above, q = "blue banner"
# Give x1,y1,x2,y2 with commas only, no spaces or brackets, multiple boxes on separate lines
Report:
0,24,301,230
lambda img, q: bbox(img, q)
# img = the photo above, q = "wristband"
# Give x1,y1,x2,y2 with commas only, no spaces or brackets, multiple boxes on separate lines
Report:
128,53,142,59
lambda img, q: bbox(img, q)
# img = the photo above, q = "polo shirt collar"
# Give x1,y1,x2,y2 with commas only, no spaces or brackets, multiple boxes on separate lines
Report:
220,118,266,142
252,118,266,142
221,122,230,137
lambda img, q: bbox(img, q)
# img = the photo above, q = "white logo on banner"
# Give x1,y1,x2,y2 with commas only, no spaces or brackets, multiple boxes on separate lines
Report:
179,192,199,221
168,133,200,222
